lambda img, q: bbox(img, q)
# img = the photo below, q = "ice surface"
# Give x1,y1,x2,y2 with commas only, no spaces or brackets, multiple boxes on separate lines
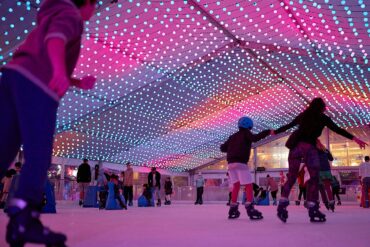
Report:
0,201,369,247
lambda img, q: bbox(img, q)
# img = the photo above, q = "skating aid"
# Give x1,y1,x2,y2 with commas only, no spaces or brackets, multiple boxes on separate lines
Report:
245,203,263,220
228,204,240,219
6,201,67,247
277,200,289,223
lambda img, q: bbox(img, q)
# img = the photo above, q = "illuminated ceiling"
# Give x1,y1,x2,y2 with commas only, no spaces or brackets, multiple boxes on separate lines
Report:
1,0,369,171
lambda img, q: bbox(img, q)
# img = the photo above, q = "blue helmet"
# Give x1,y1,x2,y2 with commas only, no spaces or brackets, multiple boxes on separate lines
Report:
238,117,253,129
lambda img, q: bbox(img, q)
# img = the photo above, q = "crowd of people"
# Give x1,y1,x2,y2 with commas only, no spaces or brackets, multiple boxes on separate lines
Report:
0,0,368,244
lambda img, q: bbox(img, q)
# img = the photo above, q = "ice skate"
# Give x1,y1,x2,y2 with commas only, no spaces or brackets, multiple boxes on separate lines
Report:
228,203,240,219
308,202,326,222
295,200,300,206
337,200,341,206
277,200,289,223
245,203,263,220
324,202,330,211
6,201,67,247
156,199,161,207
272,200,277,206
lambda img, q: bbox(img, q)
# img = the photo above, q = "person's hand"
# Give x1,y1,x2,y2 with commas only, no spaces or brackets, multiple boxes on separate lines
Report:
49,73,70,97
73,76,96,90
353,137,368,149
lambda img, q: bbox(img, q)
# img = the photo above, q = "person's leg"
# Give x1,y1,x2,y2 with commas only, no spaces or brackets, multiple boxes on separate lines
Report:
129,186,133,205
231,182,240,203
123,186,129,202
271,190,277,205
5,70,65,245
199,187,203,204
277,143,305,222
195,187,200,204
304,146,320,204
12,75,58,205
298,187,303,201
363,178,370,208
0,70,22,179
323,180,333,201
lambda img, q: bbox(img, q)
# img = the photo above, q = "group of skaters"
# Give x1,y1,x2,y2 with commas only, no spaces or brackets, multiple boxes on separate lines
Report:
77,160,174,208
0,0,368,245
221,97,367,222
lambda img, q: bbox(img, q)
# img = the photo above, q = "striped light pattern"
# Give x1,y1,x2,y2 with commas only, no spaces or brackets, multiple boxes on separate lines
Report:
0,0,369,171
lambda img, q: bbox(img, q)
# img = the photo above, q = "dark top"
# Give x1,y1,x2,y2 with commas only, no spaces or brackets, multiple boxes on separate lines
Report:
148,171,161,189
220,128,270,164
164,180,173,194
275,112,353,146
319,149,334,172
77,163,91,183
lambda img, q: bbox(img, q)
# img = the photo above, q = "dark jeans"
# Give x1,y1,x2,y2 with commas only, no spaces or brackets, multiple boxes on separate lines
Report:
196,187,203,203
123,186,133,204
363,177,370,203
281,142,320,203
298,186,307,201
0,69,58,206
271,190,278,200
332,187,341,202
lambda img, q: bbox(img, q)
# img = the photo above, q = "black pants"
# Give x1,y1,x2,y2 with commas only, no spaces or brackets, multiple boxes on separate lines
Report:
271,190,278,200
196,187,203,204
123,186,133,204
282,142,320,203
298,186,307,201
332,187,341,202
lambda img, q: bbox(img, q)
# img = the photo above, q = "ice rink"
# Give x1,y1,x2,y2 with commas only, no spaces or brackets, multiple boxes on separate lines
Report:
0,201,369,247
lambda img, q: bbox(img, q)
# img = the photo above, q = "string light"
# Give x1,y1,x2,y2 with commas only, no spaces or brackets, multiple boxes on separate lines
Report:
0,0,369,171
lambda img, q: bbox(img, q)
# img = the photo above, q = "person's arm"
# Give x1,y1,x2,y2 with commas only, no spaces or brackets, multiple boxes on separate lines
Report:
220,139,229,153
325,117,368,149
247,129,271,142
274,115,300,135
76,166,81,183
326,149,334,161
47,38,70,97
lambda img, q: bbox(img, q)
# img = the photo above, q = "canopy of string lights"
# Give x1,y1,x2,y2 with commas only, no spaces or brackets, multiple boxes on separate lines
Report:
1,0,369,171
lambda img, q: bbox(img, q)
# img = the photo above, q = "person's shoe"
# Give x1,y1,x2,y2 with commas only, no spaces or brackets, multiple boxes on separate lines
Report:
295,200,300,206
277,199,289,223
245,203,263,220
79,200,83,206
307,201,326,223
128,201,133,207
337,201,341,206
6,199,67,247
228,203,240,219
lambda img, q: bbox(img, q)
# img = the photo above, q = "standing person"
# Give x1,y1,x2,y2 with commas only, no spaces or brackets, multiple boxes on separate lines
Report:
148,167,161,206
296,168,307,206
0,0,97,245
77,158,92,206
331,176,342,206
359,156,370,208
317,140,335,211
220,116,271,220
266,175,278,206
164,177,173,205
273,97,367,222
124,162,134,206
194,173,205,205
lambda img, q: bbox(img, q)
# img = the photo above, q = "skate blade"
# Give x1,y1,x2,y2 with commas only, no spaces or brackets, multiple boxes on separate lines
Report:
310,217,326,223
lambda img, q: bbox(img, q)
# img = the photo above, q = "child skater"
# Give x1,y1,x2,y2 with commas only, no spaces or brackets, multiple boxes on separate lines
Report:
317,139,335,212
220,117,271,220
164,177,173,205
0,0,97,245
